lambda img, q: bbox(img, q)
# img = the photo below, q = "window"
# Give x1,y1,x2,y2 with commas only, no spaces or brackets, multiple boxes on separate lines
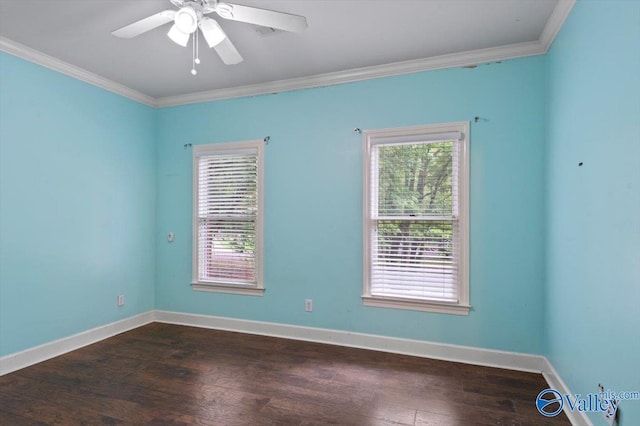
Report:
363,122,469,315
192,140,264,295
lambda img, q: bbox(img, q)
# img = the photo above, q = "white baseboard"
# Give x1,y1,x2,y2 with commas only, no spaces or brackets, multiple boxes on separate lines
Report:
0,309,548,375
156,310,589,425
154,310,547,373
0,308,587,426
0,311,155,376
542,359,593,426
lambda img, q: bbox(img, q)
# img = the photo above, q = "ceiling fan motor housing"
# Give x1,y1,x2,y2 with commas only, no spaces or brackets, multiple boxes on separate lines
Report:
171,0,217,14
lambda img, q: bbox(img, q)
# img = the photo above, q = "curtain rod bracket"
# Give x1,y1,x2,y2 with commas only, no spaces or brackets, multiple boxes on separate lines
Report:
354,128,362,134
184,143,192,149
264,136,270,144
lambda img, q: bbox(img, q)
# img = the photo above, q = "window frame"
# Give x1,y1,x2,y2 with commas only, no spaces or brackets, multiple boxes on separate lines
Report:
362,122,470,315
191,140,265,296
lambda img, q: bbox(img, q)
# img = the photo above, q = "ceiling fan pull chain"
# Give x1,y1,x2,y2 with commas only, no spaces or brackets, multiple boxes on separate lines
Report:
195,27,201,65
191,31,197,75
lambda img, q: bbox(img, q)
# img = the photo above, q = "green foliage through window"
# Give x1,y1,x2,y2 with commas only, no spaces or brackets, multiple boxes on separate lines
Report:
377,142,454,217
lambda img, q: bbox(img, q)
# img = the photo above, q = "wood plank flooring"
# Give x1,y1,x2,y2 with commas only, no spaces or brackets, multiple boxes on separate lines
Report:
0,323,571,425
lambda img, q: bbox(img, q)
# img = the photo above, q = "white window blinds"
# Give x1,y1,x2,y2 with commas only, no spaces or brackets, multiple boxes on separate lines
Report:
193,142,263,290
363,124,469,314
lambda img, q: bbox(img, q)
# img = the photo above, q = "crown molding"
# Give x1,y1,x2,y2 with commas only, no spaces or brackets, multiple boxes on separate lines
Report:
0,37,156,107
156,0,575,107
1,1,575,109
155,0,576,108
539,0,576,52
156,40,547,107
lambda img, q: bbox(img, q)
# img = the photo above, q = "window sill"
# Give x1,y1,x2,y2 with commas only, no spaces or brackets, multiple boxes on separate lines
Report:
191,282,265,296
362,295,470,316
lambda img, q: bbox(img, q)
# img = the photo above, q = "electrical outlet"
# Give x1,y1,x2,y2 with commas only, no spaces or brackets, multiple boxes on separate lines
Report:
117,295,125,306
305,299,312,312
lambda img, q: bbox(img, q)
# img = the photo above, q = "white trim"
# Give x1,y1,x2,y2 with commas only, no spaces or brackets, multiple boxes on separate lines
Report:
362,296,470,315
0,311,155,376
0,37,156,107
362,122,470,315
191,283,265,296
541,358,593,426
155,310,546,373
0,307,589,426
0,37,544,109
192,140,265,292
1,1,574,108
155,41,546,107
539,0,576,52
458,121,470,308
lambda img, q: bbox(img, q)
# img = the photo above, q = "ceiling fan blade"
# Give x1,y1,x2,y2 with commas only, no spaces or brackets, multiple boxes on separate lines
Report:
217,3,307,33
213,37,243,65
199,17,226,48
112,10,176,38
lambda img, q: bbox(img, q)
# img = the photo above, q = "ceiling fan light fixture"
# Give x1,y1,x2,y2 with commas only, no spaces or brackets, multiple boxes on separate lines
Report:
167,24,189,46
112,0,307,72
199,18,226,47
174,6,198,33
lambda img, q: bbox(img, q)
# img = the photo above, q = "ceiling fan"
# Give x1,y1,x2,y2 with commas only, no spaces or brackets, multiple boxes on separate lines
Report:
112,0,307,72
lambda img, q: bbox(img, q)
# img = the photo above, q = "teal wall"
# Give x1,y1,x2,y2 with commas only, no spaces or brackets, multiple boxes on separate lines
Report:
3,6,638,423
545,1,640,424
155,56,547,354
0,53,157,356
0,51,549,359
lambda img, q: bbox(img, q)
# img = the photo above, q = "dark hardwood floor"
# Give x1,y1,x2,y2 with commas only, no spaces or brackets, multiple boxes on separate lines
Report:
0,323,571,425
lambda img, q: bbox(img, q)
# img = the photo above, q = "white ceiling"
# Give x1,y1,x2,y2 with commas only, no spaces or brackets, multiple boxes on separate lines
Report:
0,0,571,105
